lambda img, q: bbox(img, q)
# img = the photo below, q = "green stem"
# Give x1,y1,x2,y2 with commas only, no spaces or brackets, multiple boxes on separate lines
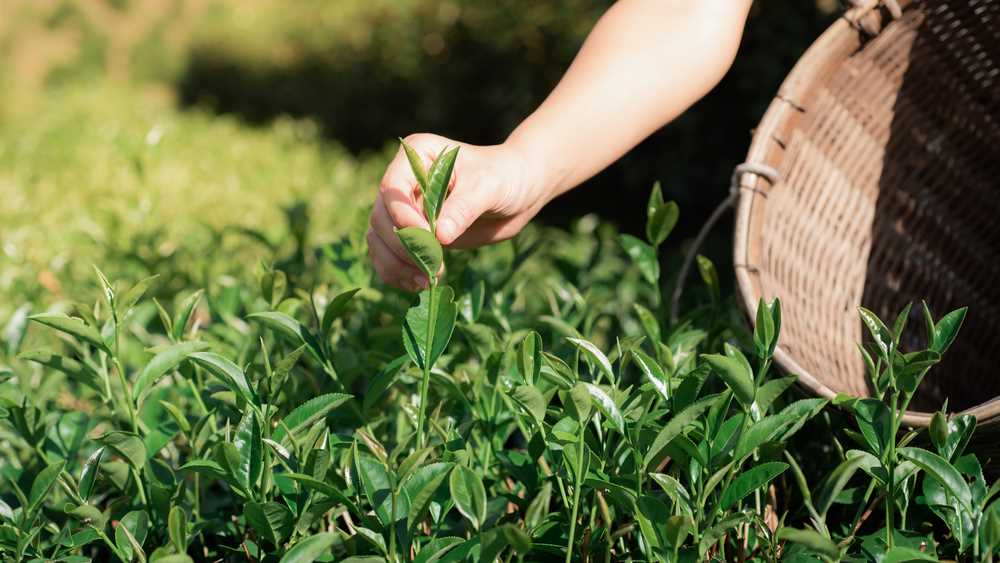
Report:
113,357,139,434
565,429,586,563
885,389,897,549
416,282,440,449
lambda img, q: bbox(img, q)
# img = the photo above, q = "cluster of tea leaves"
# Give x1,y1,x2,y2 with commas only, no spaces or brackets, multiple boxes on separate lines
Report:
1,149,999,562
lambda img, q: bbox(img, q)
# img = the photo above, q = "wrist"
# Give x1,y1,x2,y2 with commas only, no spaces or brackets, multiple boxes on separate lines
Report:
500,129,565,209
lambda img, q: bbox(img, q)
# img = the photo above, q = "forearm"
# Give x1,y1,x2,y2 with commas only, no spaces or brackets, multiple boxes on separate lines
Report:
505,0,752,202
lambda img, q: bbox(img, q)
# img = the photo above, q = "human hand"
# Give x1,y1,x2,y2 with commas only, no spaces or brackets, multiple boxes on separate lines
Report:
367,133,548,291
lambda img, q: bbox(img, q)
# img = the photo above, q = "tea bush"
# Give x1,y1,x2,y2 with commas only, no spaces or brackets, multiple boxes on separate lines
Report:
2,144,998,562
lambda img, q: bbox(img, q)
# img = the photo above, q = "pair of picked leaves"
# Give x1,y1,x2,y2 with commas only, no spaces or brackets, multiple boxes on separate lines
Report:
395,141,461,372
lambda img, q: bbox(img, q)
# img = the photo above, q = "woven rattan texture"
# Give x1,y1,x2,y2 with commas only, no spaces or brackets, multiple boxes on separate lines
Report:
739,0,1000,425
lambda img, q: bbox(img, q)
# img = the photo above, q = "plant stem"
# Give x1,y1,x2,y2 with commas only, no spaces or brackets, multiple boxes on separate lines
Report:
885,389,897,549
113,357,139,434
565,429,586,563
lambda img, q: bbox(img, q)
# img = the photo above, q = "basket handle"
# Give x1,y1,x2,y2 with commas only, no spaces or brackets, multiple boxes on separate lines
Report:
669,162,779,324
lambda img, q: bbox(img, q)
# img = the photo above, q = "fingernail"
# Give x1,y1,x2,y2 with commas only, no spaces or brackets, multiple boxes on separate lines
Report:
437,218,456,242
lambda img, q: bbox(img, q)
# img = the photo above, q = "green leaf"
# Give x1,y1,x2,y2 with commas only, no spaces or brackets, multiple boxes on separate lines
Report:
396,227,444,280
28,314,109,353
696,255,719,303
271,393,352,443
633,303,661,346
18,350,104,395
234,411,263,490
755,375,796,414
172,290,203,341
511,385,546,426
701,354,755,410
189,352,258,408
525,482,552,530
406,462,453,533
449,465,487,531
644,394,721,469
400,139,429,194
646,201,679,247
858,307,893,358
583,382,625,434
422,146,460,228
28,461,66,515
412,537,464,563
719,462,787,510
853,399,892,457
115,510,149,563
247,311,323,364
320,287,360,338
649,473,693,516
631,349,669,403
777,527,839,559
500,524,533,556
402,286,457,371
168,505,187,554
734,399,827,462
118,275,159,317
246,501,293,546
355,449,397,526
931,307,967,355
363,355,408,412
898,446,972,510
619,234,659,285
278,532,337,563
754,298,781,359
283,473,360,517
566,337,614,382
67,504,106,528
518,331,542,386
79,447,105,501
134,341,210,399
97,431,146,469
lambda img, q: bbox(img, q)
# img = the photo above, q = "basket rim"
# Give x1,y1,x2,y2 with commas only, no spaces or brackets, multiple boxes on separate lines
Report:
732,0,1000,427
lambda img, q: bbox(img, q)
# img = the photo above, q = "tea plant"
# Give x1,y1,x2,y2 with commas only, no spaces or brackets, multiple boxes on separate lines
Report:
0,142,998,562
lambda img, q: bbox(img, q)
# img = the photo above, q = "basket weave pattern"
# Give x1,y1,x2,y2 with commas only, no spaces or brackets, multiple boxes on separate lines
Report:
734,0,1000,459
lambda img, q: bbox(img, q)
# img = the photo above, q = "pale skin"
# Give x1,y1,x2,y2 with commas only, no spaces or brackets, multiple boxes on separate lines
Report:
368,0,754,291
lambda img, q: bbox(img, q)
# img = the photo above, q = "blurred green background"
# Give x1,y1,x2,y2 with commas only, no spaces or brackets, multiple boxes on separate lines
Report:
0,0,836,316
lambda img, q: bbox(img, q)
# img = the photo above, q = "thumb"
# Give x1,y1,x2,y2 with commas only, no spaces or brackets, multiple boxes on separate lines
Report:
436,181,497,245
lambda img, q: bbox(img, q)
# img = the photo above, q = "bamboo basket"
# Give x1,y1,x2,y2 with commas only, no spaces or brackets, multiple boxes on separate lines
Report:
733,0,1000,464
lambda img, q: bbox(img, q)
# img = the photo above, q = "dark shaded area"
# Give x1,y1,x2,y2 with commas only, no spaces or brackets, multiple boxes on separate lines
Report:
176,1,834,240
862,0,1000,413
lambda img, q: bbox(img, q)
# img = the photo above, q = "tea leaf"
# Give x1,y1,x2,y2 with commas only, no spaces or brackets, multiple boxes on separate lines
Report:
696,255,719,303
566,337,614,382
646,201,679,247
525,482,552,530
644,394,721,469
619,234,659,285
701,354,754,410
853,399,892,457
79,447,105,501
649,473,694,515
422,146,459,229
284,473,361,517
355,449,397,526
134,341,210,399
28,461,66,515
278,532,338,563
858,307,893,358
402,286,458,371
406,462,453,533
97,431,146,469
247,312,323,364
931,307,967,355
719,462,787,510
583,382,625,434
512,385,547,426
114,510,149,563
271,393,352,443
168,506,187,554
400,139,429,194
189,352,258,408
363,355,409,412
396,227,444,281
518,331,542,385
320,287,360,338
898,447,972,510
172,290,203,341
118,275,159,317
234,411,263,490
631,349,669,403
412,537,465,563
450,465,487,530
500,524,533,556
246,501,293,546
777,527,839,559
633,303,661,347
18,350,104,395
28,314,109,353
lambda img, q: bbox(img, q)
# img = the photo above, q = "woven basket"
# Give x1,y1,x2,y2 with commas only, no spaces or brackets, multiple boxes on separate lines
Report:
733,0,1000,463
